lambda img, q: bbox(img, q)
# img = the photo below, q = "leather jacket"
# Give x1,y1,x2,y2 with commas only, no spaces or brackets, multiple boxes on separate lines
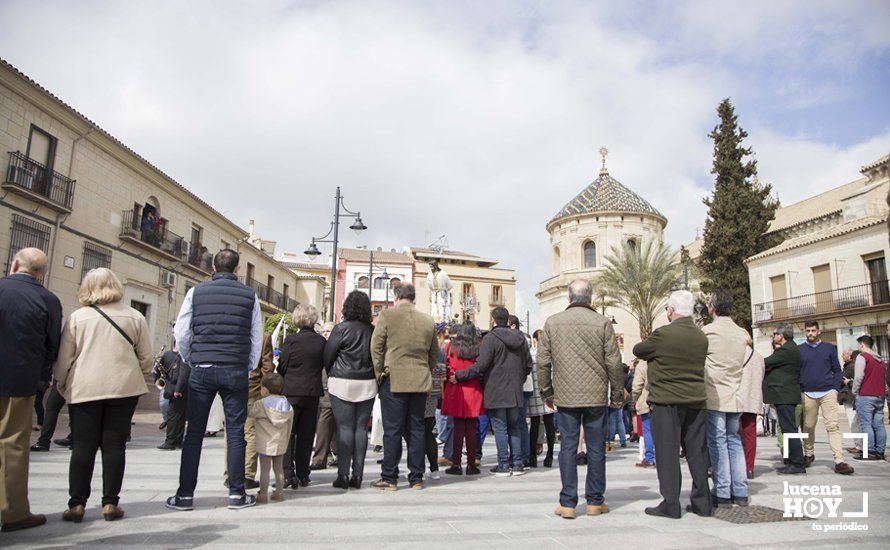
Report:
324,320,375,380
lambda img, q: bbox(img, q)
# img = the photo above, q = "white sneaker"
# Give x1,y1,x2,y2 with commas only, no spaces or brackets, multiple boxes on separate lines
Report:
429,470,441,480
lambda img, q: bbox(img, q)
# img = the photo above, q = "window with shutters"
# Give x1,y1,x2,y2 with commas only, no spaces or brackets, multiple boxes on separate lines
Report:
81,242,112,280
6,214,51,278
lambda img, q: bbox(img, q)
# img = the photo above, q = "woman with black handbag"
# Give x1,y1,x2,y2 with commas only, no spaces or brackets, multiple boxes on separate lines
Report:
54,268,153,522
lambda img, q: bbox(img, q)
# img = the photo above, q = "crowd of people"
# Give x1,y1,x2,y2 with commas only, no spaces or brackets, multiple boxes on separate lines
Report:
1,247,887,532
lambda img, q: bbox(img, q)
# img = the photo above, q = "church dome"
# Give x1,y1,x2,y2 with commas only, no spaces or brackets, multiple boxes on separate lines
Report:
550,172,666,226
548,148,666,229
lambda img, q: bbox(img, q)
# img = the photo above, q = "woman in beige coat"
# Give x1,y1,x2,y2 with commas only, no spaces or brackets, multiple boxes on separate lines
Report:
53,268,153,523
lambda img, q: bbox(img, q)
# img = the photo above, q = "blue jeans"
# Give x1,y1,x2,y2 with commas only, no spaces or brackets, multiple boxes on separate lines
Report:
177,365,249,498
641,412,655,463
556,406,607,507
855,396,887,454
488,407,523,469
436,410,454,460
706,411,747,499
476,414,489,459
607,407,626,444
519,392,532,463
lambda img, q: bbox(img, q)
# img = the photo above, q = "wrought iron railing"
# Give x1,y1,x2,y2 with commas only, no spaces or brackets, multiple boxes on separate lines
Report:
4,151,75,210
753,279,890,324
119,210,186,258
187,241,215,272
241,277,289,311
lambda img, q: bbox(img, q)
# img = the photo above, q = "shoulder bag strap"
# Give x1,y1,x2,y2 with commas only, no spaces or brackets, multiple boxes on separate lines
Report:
90,305,136,350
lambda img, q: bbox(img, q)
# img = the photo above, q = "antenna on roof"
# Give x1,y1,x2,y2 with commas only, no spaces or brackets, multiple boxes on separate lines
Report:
429,235,449,253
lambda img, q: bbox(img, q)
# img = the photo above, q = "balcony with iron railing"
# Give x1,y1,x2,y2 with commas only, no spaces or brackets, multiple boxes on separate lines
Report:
187,241,215,274
3,151,76,212
240,277,291,313
119,209,187,262
753,279,890,325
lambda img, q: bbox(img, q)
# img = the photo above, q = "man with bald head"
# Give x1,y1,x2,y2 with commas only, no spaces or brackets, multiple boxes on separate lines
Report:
537,279,624,520
0,248,62,532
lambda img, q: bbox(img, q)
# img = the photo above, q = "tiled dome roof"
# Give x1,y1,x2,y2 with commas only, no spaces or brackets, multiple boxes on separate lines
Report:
550,171,666,224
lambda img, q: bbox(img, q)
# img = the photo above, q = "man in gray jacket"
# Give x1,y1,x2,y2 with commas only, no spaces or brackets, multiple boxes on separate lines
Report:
537,280,623,520
454,306,531,477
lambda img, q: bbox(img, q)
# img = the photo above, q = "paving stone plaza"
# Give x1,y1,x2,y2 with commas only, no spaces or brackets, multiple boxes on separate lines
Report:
4,410,887,549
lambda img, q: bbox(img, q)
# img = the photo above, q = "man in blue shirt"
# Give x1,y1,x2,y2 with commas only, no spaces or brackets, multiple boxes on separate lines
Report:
165,249,264,510
798,320,854,475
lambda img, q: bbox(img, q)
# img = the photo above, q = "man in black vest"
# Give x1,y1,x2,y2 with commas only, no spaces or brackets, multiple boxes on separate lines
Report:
165,249,263,511
0,248,62,532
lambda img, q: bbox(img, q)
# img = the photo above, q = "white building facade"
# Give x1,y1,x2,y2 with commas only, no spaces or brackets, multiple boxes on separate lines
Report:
746,154,890,359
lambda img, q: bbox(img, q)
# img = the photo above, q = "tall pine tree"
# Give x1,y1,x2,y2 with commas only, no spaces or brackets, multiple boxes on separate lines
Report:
698,98,779,332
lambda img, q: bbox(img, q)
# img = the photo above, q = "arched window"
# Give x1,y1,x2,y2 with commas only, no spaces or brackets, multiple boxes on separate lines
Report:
357,276,369,289
583,241,597,269
389,277,401,287
373,277,388,289
552,246,561,274
626,239,637,253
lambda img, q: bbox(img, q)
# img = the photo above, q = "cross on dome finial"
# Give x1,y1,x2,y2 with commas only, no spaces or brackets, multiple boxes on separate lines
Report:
599,146,609,175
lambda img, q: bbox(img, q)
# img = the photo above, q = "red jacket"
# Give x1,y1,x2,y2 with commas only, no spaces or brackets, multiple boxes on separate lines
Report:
441,345,484,418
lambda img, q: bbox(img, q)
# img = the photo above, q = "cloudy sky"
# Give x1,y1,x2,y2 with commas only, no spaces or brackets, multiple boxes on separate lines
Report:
1,0,888,327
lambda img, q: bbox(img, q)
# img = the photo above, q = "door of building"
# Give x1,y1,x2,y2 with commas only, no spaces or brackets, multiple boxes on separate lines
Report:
770,274,788,319
866,257,889,305
812,264,832,314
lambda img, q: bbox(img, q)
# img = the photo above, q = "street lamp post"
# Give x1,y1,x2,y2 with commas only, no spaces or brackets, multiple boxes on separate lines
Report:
304,186,367,321
367,250,390,315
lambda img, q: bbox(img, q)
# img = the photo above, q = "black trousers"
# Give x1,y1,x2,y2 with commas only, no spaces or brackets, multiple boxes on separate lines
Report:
405,417,438,471
37,384,69,447
776,404,804,468
34,387,46,426
284,396,320,483
529,414,556,463
650,404,712,517
68,396,139,507
163,394,188,446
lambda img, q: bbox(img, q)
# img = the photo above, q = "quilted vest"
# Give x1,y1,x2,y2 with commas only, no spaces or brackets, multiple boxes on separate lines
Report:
189,272,255,367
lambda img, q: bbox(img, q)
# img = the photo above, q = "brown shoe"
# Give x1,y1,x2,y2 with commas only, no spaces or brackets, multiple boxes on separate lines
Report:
62,505,85,523
587,504,610,516
554,505,576,519
834,462,854,475
845,447,860,454
2,513,47,532
635,460,655,468
437,457,453,466
102,504,124,521
803,455,814,468
371,479,398,491
410,482,424,490
271,490,284,502
256,492,269,504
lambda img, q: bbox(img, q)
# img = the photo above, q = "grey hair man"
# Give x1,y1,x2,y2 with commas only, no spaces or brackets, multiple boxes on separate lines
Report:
537,279,623,519
632,289,711,519
0,248,62,532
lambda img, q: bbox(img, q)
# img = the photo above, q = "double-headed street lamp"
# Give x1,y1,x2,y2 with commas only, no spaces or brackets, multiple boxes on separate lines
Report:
304,186,367,321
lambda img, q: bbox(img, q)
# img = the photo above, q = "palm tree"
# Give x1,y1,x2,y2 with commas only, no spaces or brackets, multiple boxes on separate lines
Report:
596,240,679,340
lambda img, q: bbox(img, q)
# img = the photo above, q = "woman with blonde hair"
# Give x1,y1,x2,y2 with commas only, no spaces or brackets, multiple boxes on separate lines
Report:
54,268,153,522
277,304,326,488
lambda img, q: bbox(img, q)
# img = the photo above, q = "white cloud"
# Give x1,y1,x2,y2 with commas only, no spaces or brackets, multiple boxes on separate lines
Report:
0,0,886,333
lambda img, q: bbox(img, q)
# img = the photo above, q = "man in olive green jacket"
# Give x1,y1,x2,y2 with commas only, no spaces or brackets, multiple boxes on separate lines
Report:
370,284,438,490
632,290,711,520
763,324,804,474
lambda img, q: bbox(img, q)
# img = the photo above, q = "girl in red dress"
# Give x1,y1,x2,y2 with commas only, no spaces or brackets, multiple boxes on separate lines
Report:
442,322,484,475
